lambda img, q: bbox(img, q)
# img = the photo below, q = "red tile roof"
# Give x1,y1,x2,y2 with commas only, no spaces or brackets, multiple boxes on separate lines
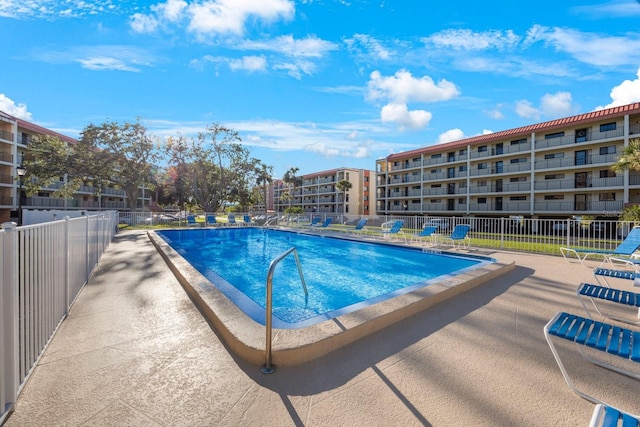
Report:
0,110,78,145
383,102,640,161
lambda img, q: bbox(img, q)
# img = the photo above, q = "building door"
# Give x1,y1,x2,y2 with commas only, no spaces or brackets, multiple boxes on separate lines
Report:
495,143,503,155
495,197,503,211
495,179,503,192
575,194,587,211
447,199,455,211
575,172,587,188
447,183,455,194
575,150,588,166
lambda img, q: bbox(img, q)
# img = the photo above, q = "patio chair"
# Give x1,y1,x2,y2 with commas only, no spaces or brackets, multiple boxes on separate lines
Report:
347,218,368,235
378,220,406,243
187,215,200,227
228,214,239,226
593,266,640,288
544,311,640,404
206,215,218,227
243,215,255,226
440,224,471,249
410,225,438,246
589,404,640,427
577,282,640,326
560,227,640,267
310,217,333,230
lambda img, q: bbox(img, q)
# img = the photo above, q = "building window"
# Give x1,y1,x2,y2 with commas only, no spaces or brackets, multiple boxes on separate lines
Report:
545,132,565,139
478,163,487,170
478,146,487,152
477,180,487,186
431,169,441,174
431,199,441,203
459,148,467,155
599,146,616,155
431,184,442,188
510,196,526,201
545,174,565,180
599,193,615,201
544,153,564,159
510,177,526,182
510,157,527,164
459,165,467,172
599,170,616,178
511,138,527,145
600,122,616,132
431,153,442,159
478,197,487,203
544,195,564,200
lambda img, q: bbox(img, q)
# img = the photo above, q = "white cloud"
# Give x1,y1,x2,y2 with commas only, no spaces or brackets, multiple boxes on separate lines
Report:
515,91,576,120
344,34,394,61
515,100,541,120
366,69,458,130
0,94,33,121
596,67,640,109
237,35,338,58
130,13,159,33
380,103,432,130
229,55,267,72
437,129,465,144
423,29,520,51
77,57,141,72
524,24,640,67
131,0,295,37
367,69,460,104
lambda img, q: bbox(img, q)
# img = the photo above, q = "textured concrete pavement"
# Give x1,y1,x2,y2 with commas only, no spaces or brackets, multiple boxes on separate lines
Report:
4,229,639,426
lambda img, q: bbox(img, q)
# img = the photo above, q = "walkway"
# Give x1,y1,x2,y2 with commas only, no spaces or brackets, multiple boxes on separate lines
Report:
4,230,639,426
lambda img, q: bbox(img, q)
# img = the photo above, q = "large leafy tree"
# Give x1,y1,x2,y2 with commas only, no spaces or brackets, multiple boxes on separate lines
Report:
164,123,270,212
23,119,158,210
80,120,159,210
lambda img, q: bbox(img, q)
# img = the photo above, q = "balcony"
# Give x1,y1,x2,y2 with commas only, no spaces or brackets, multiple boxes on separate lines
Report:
535,127,625,150
534,176,624,191
533,200,624,213
0,129,14,142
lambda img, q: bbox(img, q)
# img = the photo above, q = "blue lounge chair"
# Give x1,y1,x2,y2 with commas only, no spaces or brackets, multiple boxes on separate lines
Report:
348,218,368,235
187,215,199,227
309,217,321,226
310,217,332,230
577,282,640,326
560,227,640,267
590,404,640,427
440,224,470,249
228,214,238,226
410,225,438,246
206,215,218,227
243,215,255,226
544,311,640,405
378,220,406,242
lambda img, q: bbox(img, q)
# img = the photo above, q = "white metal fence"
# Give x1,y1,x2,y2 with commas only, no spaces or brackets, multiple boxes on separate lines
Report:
0,212,118,424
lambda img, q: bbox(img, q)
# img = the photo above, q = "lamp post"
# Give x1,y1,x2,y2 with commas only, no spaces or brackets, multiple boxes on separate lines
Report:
16,164,26,225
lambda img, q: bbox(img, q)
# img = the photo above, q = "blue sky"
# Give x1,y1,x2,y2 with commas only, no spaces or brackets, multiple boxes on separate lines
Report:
3,0,640,179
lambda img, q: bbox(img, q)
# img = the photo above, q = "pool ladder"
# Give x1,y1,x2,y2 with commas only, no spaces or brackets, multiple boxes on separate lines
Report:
261,247,308,374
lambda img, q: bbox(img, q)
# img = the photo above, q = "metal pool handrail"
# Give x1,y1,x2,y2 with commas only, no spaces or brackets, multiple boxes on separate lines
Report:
261,247,308,374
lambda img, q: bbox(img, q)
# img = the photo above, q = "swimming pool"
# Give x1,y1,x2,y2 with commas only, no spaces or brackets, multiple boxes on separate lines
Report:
156,228,493,328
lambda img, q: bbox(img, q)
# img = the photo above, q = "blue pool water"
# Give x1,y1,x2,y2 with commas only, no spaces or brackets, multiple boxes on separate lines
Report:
157,228,493,328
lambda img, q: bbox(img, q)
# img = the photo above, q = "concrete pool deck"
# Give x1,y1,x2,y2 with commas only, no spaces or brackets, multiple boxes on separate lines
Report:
4,229,640,426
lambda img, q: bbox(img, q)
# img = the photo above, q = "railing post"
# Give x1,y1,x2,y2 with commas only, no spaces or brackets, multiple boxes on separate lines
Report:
64,217,70,312
1,222,19,424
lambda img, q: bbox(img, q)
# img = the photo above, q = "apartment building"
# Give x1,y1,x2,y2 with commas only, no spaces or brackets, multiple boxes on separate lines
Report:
0,112,152,223
273,167,375,218
375,103,640,219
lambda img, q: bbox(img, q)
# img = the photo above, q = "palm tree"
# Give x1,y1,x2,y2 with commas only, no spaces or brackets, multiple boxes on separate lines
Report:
612,138,640,174
336,179,352,221
282,167,302,211
255,163,273,213
612,138,640,221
